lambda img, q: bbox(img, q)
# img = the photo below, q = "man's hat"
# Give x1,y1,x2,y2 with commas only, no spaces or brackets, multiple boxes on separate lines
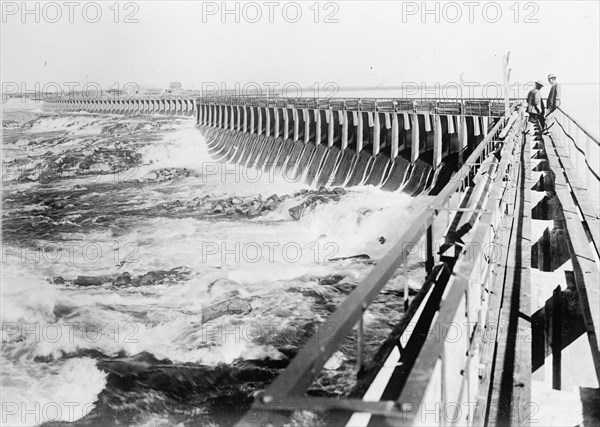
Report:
535,80,545,86
548,73,557,79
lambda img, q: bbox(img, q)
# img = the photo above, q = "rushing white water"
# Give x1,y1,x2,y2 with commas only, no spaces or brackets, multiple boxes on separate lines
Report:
1,105,430,425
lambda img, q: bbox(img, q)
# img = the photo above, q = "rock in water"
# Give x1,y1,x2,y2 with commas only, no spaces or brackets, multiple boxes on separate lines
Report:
112,273,131,286
38,169,59,183
288,204,305,221
51,276,66,285
74,275,115,286
247,204,262,218
202,298,253,323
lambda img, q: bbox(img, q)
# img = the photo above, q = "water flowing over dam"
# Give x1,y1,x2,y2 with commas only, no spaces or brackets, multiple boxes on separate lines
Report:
11,95,599,426
51,96,510,196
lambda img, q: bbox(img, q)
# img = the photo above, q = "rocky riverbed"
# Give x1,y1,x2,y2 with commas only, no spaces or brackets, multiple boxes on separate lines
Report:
2,109,427,426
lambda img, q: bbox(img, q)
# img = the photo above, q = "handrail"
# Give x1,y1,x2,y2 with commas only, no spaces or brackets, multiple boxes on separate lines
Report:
49,95,196,101
236,106,515,424
50,97,512,117
557,107,600,145
549,107,600,256
195,96,515,104
194,97,509,117
552,107,600,187
47,96,519,104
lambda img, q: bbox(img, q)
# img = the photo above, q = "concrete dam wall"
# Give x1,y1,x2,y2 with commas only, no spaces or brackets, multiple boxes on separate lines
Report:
197,97,506,194
50,97,197,116
47,96,507,195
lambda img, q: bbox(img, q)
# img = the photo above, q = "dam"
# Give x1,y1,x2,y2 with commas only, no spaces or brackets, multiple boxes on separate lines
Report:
43,94,600,426
52,96,509,195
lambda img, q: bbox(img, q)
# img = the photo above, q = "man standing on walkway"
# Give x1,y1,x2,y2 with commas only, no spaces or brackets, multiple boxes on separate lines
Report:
545,73,561,133
526,80,545,130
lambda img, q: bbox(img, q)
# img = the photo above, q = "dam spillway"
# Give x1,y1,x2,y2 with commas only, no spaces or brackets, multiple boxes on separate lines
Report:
52,96,197,117
48,96,512,195
196,97,503,195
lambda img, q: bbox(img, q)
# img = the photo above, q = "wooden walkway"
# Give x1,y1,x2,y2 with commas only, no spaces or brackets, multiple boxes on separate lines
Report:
234,107,600,427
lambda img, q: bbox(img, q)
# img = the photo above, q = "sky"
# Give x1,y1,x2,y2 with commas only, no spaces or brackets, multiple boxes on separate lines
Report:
1,1,599,100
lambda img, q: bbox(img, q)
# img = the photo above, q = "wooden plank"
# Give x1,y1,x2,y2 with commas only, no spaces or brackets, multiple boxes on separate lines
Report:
250,395,404,421
543,133,600,382
487,123,532,426
548,132,600,257
516,127,533,423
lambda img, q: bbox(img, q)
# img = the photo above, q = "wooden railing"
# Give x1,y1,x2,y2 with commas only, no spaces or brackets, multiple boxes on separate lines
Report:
551,107,600,256
196,97,521,117
553,108,600,189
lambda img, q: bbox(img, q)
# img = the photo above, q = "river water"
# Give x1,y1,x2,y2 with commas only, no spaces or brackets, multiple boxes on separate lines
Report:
1,100,430,426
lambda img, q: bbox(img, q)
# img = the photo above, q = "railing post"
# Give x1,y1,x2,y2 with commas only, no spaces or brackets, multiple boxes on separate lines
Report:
567,114,572,158
575,126,581,175
586,135,591,188
426,223,434,274
357,306,365,370
404,249,409,311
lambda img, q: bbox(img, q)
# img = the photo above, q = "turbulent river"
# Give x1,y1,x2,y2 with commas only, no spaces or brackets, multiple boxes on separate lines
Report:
1,100,431,426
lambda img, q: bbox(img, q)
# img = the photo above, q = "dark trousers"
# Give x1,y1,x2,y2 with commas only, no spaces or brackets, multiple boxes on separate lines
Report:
528,112,545,129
